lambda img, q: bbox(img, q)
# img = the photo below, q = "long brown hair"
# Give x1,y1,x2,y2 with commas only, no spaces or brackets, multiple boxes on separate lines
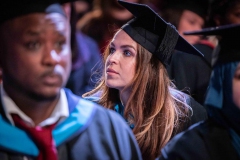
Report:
83,32,190,159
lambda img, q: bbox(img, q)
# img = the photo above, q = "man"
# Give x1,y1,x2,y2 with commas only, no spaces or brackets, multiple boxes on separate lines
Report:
0,1,142,160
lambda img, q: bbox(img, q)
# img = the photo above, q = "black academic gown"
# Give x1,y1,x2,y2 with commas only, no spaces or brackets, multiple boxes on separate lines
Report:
181,93,208,130
159,118,239,160
0,89,142,160
167,43,213,105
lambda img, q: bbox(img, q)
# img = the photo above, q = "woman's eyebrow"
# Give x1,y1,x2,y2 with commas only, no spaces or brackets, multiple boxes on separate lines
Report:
120,45,136,51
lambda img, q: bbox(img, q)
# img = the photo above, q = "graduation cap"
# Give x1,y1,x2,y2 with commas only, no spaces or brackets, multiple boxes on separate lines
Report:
184,24,240,64
184,23,240,37
163,0,209,19
0,0,76,25
118,0,203,66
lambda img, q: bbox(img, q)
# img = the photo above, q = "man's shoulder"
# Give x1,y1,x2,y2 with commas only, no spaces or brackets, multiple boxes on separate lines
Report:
64,88,127,129
63,91,142,160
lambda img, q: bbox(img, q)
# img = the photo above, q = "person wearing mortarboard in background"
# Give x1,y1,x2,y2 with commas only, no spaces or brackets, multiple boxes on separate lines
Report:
159,24,240,160
159,0,214,105
208,0,240,27
206,0,240,66
160,0,209,45
82,1,207,159
0,0,142,160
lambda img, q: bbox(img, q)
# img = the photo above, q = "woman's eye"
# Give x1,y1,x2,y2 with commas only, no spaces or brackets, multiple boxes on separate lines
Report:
124,50,131,56
109,48,115,54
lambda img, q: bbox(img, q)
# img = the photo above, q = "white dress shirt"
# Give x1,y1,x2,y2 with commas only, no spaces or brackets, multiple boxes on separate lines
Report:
1,84,69,127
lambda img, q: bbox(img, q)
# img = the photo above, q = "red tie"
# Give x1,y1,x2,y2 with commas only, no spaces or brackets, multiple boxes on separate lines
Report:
11,114,58,160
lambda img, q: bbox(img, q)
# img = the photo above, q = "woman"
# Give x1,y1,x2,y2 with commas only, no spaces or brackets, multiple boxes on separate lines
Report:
160,24,240,160
83,1,207,159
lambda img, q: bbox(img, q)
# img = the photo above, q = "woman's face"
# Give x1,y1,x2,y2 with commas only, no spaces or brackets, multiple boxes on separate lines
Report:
178,10,204,45
233,63,240,109
105,30,137,92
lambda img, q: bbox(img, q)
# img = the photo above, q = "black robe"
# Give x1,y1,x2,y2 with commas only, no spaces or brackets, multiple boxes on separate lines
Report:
167,43,213,105
0,89,142,160
159,118,239,160
181,93,208,130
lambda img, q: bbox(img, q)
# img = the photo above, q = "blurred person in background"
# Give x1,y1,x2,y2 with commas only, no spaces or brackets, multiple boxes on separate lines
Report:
63,2,103,96
160,24,240,160
74,0,93,20
207,0,240,65
208,0,240,27
160,0,213,105
77,0,150,53
160,0,208,45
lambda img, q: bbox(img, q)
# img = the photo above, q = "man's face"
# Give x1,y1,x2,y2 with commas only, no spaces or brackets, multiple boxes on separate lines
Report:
0,13,71,99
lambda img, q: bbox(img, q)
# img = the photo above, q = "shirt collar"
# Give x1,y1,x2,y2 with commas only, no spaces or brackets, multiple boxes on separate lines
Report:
1,85,69,127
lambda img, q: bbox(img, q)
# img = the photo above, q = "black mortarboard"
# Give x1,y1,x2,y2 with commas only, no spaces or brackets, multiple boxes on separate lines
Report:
184,23,240,37
118,0,203,66
163,0,209,19
0,0,76,25
184,24,240,64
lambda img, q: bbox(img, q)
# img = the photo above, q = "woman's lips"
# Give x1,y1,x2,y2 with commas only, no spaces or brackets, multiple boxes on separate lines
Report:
106,68,119,76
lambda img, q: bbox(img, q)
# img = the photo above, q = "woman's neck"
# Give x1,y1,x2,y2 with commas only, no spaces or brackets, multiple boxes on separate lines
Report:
119,90,130,106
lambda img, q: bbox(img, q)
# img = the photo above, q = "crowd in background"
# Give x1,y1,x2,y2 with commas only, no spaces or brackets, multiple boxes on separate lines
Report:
0,0,240,159
67,0,240,159
65,0,240,105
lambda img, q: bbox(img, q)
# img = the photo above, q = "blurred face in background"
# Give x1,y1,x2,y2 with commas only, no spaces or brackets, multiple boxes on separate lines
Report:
213,1,240,26
225,2,240,24
233,63,240,109
178,10,204,44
